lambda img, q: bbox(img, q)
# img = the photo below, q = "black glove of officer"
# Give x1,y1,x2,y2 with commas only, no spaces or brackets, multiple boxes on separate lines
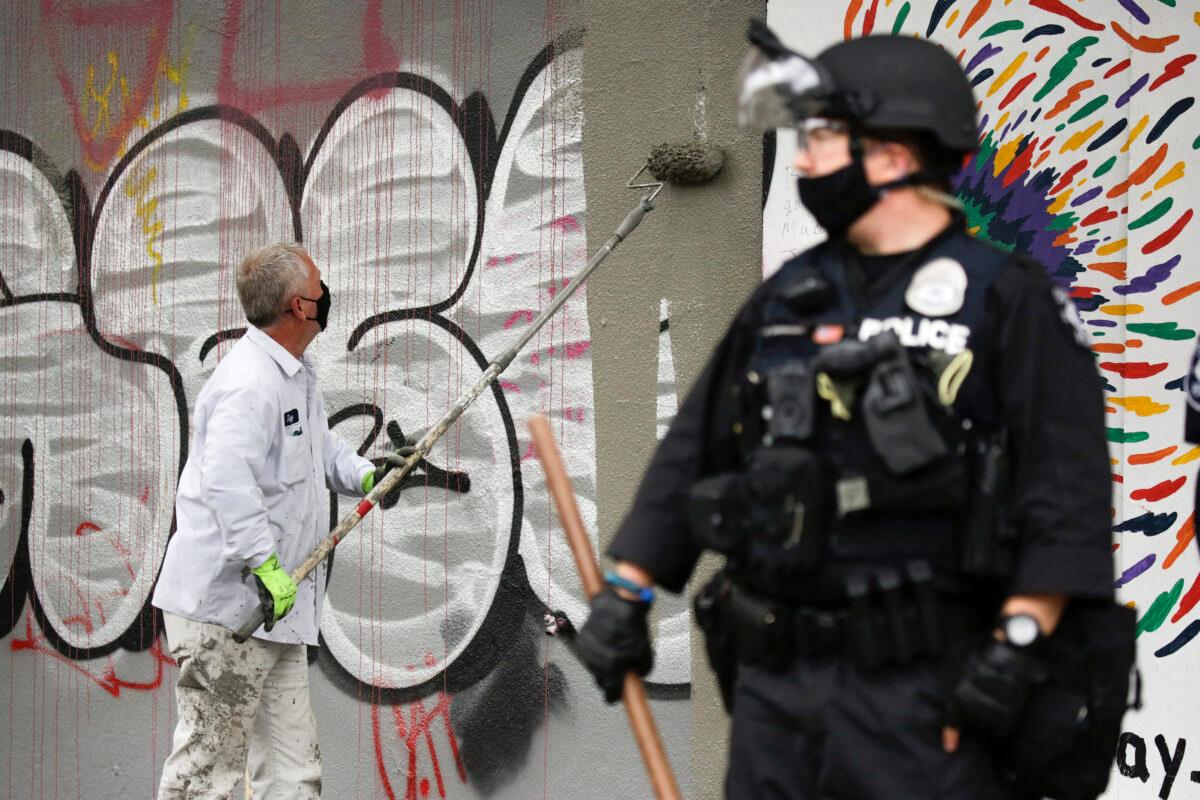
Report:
949,636,1047,737
575,586,653,703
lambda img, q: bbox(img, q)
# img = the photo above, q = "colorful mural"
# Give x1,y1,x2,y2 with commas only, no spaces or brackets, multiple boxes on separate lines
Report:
765,2,1200,796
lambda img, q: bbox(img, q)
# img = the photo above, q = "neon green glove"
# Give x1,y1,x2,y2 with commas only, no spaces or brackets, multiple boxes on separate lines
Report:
361,446,417,494
250,554,296,629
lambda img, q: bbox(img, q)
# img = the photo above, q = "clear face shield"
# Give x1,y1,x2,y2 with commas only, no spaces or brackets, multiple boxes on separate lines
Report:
736,48,833,132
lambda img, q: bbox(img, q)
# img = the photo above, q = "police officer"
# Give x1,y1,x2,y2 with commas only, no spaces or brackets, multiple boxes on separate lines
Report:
575,23,1119,800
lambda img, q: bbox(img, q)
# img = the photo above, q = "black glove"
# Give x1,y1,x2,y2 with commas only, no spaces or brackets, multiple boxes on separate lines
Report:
575,587,653,703
362,446,418,507
950,638,1047,738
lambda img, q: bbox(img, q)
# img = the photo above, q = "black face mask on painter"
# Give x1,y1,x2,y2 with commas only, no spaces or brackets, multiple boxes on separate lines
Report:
300,281,331,332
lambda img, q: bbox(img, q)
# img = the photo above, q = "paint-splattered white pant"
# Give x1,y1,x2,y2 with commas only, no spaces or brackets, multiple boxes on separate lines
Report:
157,612,321,800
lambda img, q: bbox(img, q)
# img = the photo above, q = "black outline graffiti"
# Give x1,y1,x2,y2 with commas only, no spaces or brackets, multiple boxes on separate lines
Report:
0,129,188,660
0,33,619,701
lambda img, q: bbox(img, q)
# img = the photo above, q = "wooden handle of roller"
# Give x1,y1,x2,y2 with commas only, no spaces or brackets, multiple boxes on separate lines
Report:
528,415,682,800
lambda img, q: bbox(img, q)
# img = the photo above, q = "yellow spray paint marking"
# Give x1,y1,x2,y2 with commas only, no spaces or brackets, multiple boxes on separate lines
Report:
988,52,1028,97
82,52,131,171
1108,397,1170,417
1172,447,1200,466
1060,119,1104,153
123,166,165,304
1122,115,1149,153
1097,239,1126,256
993,134,1023,175
80,26,194,172
1099,304,1143,316
946,9,960,28
1154,161,1186,191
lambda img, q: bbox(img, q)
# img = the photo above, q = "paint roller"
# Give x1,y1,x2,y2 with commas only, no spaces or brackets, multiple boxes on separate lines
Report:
231,141,725,644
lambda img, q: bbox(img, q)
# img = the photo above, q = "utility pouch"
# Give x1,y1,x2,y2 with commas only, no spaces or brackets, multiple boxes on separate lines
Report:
862,352,948,475
1002,601,1137,800
688,473,746,556
844,563,943,671
694,573,738,712
743,446,826,576
765,361,815,442
726,582,791,672
959,430,1017,578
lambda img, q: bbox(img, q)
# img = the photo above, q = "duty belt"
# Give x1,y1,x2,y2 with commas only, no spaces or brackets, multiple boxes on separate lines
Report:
721,563,976,671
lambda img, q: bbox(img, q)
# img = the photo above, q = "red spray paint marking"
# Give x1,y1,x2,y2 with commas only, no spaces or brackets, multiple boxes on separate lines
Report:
1050,160,1088,195
1001,136,1036,187
218,0,397,112
1130,476,1187,502
12,617,172,697
1098,361,1169,379
75,521,101,536
1081,206,1118,226
1029,0,1104,32
503,310,535,329
1070,285,1101,299
498,380,521,393
485,255,516,269
1104,58,1131,79
1150,54,1197,91
564,340,591,359
1170,569,1200,623
1142,209,1193,255
998,73,1037,111
41,0,174,170
372,692,466,800
862,0,879,35
548,215,581,233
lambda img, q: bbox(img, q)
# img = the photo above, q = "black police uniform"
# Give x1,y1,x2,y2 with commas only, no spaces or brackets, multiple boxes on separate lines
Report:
607,218,1115,799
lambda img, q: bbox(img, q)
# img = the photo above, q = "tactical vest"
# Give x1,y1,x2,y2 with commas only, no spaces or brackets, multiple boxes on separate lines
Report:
694,225,1018,599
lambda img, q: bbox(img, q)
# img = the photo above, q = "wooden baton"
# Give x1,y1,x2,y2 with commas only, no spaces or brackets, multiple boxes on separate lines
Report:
528,414,682,800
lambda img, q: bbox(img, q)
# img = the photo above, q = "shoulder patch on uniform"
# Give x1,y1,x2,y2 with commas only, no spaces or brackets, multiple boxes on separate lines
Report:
1049,286,1092,348
905,257,968,317
1186,343,1200,413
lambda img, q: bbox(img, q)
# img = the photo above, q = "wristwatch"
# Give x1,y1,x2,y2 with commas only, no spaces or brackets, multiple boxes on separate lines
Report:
999,612,1044,649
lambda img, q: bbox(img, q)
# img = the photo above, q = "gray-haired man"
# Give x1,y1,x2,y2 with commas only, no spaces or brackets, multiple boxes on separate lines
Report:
152,243,401,799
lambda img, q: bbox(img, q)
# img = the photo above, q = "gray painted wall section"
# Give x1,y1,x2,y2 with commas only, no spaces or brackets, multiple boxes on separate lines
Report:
576,1,765,797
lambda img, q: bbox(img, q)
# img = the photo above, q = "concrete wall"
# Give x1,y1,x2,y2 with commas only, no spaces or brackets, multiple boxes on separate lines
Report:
0,1,763,797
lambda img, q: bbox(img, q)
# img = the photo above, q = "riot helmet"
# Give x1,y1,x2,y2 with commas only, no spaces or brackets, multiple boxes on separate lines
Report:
738,20,978,161
738,21,979,234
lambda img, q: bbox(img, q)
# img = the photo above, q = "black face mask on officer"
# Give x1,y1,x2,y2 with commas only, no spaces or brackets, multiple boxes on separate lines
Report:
299,281,331,332
796,157,881,238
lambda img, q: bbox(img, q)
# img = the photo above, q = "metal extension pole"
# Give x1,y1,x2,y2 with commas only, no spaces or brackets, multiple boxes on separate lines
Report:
233,190,660,643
